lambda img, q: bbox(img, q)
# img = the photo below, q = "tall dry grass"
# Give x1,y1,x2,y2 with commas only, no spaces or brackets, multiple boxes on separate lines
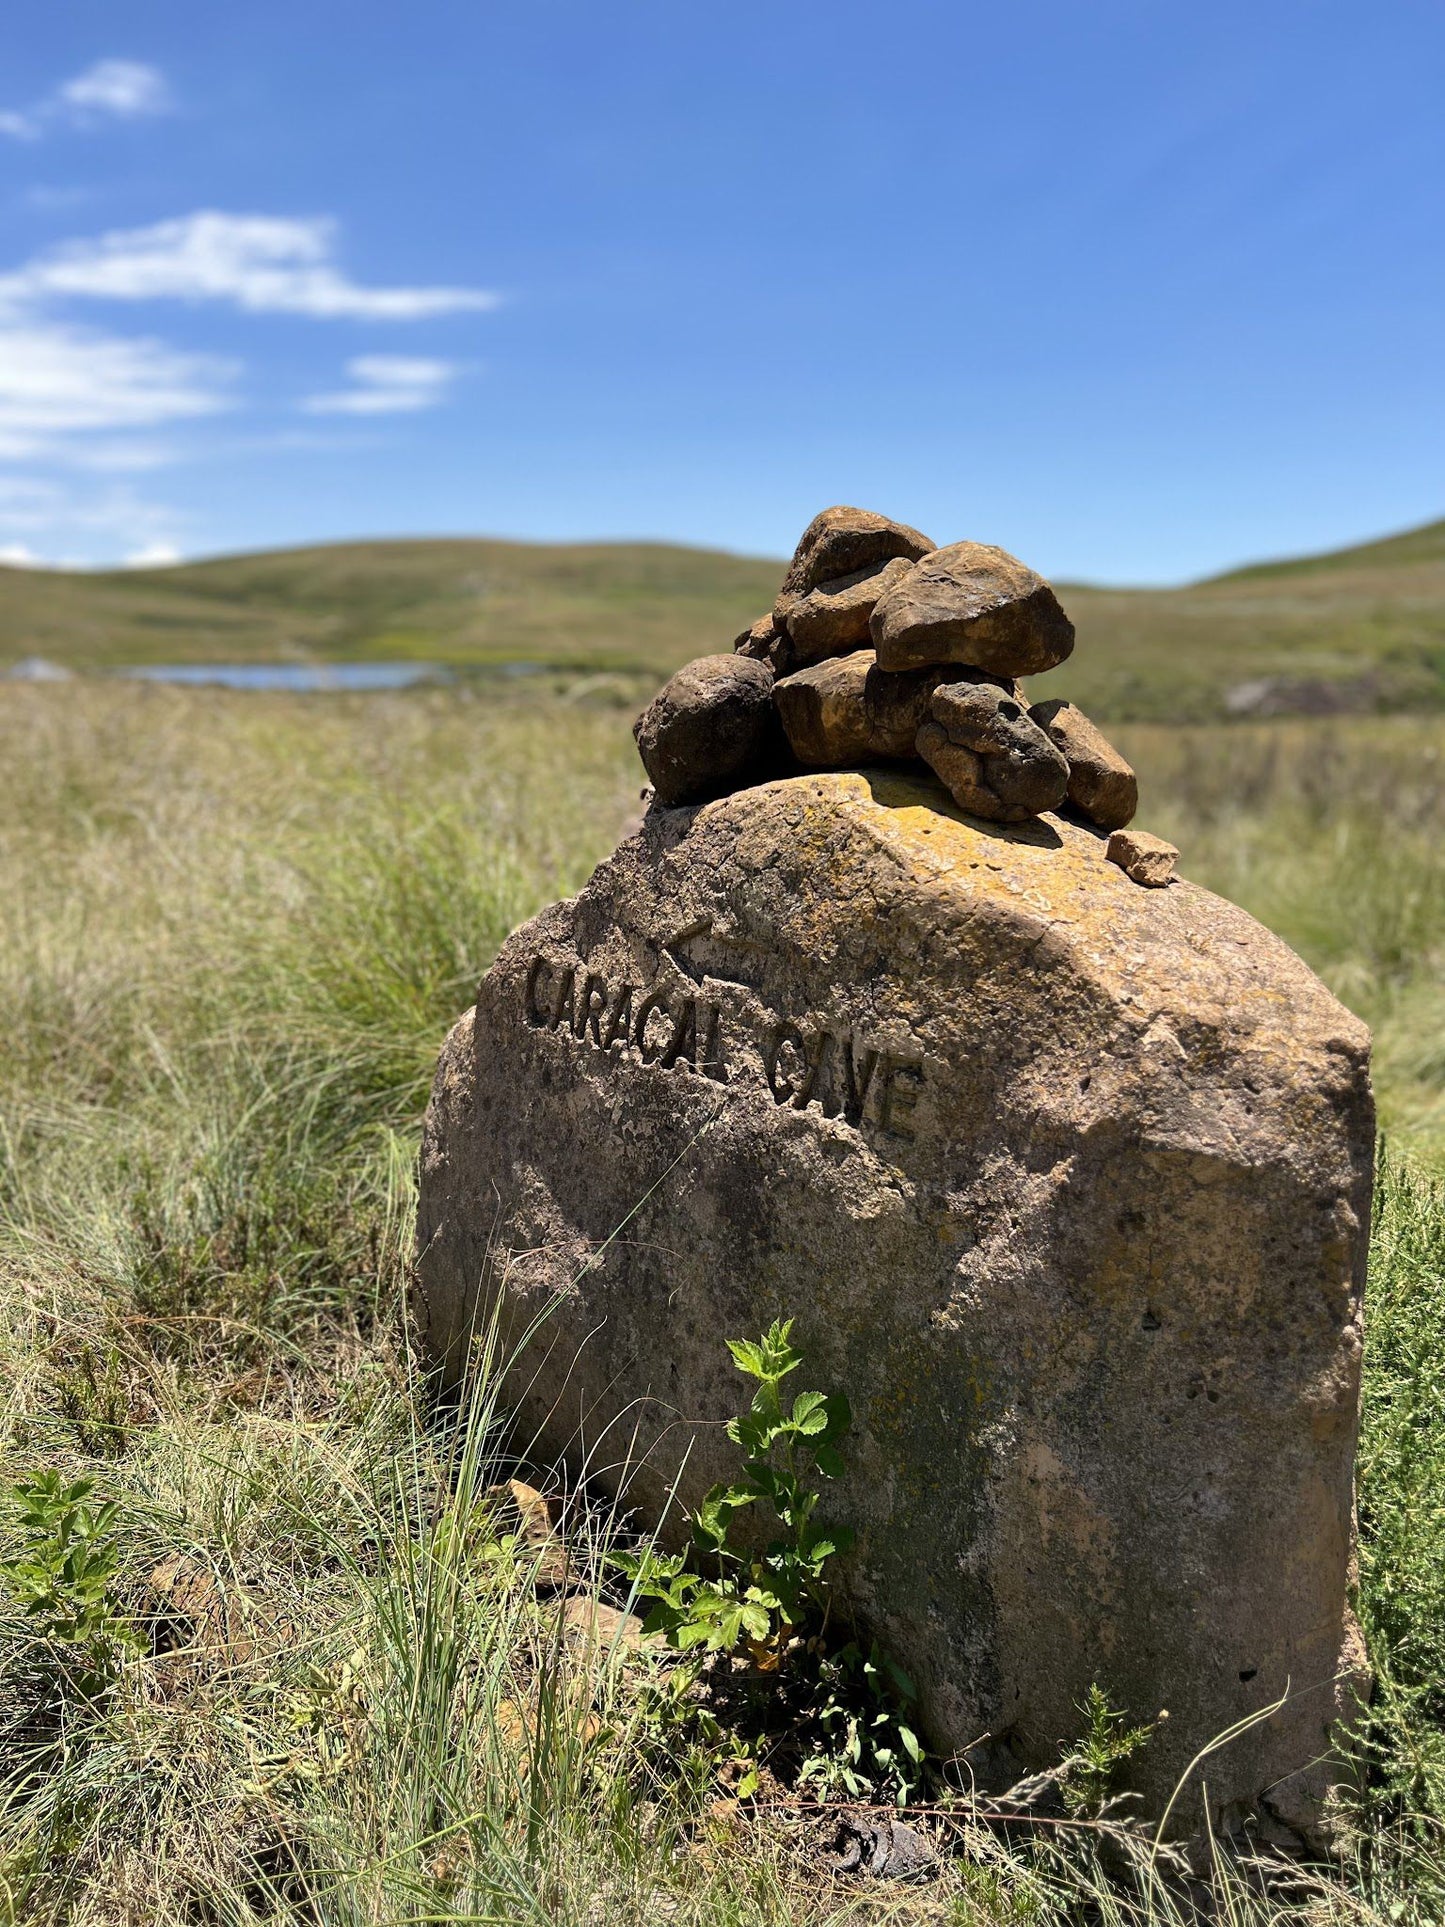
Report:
0,683,1442,1923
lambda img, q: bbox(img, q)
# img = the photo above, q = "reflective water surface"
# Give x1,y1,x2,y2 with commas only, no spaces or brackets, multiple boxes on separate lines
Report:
119,662,457,691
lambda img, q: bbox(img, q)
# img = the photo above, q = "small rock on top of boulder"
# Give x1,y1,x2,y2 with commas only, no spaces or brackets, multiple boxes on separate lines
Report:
785,556,916,664
871,540,1075,677
774,654,874,767
633,654,783,806
1107,826,1180,887
1029,698,1138,831
917,681,1068,822
779,505,934,600
733,612,796,677
775,650,971,768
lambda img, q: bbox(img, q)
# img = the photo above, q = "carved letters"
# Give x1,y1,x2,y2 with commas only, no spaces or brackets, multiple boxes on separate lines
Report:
523,954,922,1137
526,956,725,1081
762,1021,922,1136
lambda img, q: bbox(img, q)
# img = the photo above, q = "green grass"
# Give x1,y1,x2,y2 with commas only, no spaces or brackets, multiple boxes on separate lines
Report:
0,683,1444,1921
4,513,1445,719
0,539,784,680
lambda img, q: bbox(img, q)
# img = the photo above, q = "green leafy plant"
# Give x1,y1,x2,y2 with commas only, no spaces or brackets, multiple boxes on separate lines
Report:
798,1638,926,1802
1059,1683,1155,1816
616,1318,853,1659
1,1469,136,1705
615,1320,927,1803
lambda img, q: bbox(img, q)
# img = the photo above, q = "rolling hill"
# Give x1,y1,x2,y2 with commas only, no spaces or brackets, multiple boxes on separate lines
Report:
3,517,1443,722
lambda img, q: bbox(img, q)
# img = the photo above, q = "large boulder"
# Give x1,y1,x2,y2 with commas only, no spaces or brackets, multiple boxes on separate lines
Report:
415,770,1372,1838
871,541,1075,676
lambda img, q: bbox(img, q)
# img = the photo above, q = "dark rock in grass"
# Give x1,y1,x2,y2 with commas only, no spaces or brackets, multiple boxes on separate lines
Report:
916,681,1068,822
778,505,934,600
1029,698,1139,831
633,655,782,805
830,1813,938,1882
871,540,1075,677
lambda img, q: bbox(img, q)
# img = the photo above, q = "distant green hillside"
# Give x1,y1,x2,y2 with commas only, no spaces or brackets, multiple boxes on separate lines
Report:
4,517,1443,722
0,539,783,682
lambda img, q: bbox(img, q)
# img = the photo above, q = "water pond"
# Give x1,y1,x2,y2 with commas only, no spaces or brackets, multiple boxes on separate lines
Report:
118,662,459,692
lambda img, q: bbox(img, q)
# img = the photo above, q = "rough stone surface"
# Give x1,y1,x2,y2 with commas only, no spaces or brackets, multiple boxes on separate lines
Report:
785,557,916,664
1030,699,1138,831
774,653,874,766
734,613,798,679
779,505,935,599
1107,827,1180,888
775,652,999,768
633,654,783,805
831,1814,939,1881
559,1595,660,1654
734,614,779,660
871,541,1076,677
865,660,989,759
415,770,1373,1835
917,682,1069,822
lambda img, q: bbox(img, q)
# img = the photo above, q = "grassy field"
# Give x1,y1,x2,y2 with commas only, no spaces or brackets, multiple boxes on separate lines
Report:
1,681,1444,1923
3,514,1445,719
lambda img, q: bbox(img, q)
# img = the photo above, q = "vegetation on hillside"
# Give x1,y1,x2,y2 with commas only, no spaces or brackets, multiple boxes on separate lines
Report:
0,682,1443,1922
4,514,1445,719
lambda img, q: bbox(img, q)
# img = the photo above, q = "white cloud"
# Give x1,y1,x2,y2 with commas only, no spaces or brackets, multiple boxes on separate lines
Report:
0,199,492,559
0,212,498,321
123,539,181,567
0,320,234,452
0,478,186,562
61,60,169,121
59,438,179,473
0,541,39,565
303,354,460,415
1,59,170,141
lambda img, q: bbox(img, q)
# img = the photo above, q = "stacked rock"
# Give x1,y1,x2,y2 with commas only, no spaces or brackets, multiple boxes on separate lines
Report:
633,506,1178,884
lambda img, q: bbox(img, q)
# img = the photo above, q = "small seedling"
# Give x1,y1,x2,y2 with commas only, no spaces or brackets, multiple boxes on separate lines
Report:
1,1469,136,1706
1060,1682,1155,1816
616,1319,925,1802
616,1318,852,1658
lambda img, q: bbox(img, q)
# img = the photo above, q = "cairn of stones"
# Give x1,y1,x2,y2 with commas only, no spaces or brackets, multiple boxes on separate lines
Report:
633,504,1178,886
418,506,1375,1837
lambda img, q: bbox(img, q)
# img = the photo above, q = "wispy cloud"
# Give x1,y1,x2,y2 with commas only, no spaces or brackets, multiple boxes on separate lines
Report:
61,60,169,122
1,59,170,141
0,202,494,563
303,355,461,415
0,320,234,458
0,213,498,320
0,476,187,560
122,539,181,567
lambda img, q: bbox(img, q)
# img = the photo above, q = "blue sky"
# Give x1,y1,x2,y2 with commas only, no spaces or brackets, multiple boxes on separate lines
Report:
1,1,1441,582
